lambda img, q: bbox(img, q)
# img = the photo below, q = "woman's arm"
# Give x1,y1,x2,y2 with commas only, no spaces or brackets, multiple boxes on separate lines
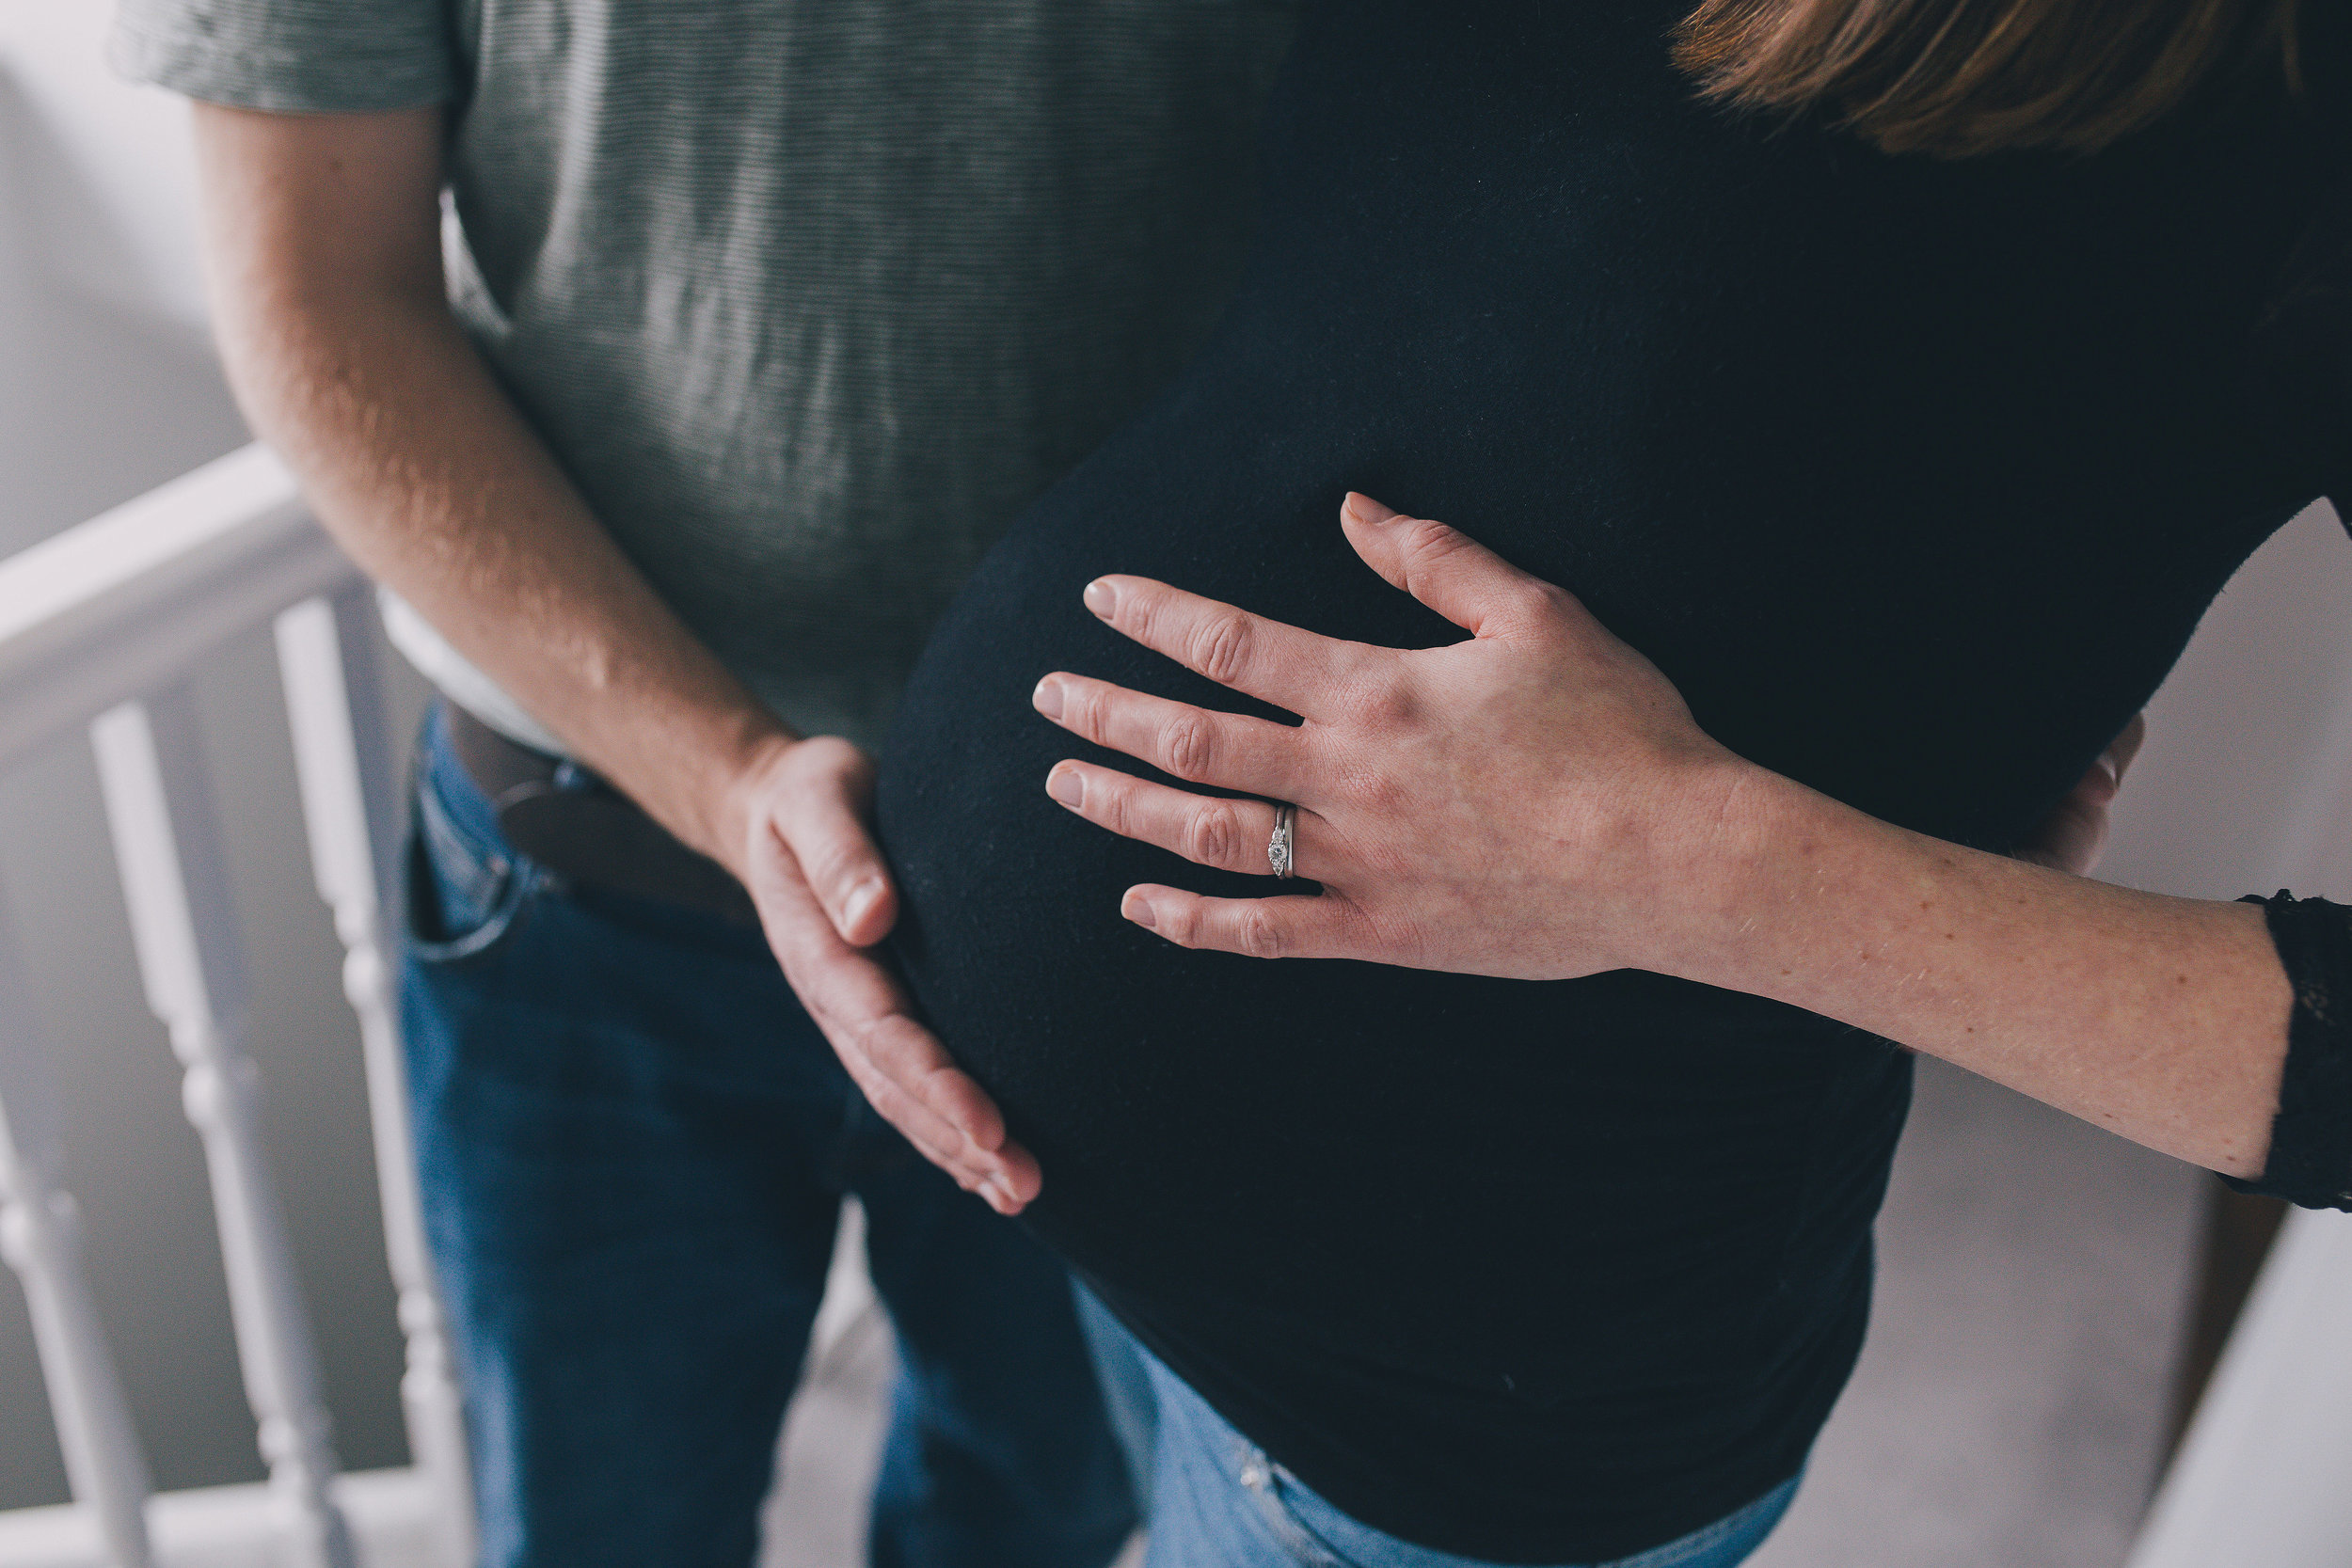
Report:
1692,778,2284,1177
1031,494,2292,1178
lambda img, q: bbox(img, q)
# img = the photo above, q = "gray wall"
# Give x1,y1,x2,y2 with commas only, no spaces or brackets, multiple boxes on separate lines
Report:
1,19,420,1511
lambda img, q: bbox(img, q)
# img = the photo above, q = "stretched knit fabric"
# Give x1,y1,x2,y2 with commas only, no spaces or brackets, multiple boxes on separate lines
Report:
879,0,2352,1560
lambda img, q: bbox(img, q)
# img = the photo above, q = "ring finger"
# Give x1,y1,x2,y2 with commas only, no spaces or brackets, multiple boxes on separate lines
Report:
1032,673,1303,799
1045,759,1328,880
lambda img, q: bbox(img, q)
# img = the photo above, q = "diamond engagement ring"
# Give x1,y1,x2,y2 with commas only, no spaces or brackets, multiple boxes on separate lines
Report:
1268,801,1297,879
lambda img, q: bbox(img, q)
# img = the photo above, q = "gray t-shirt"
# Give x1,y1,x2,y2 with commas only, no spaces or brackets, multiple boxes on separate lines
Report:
113,0,1298,750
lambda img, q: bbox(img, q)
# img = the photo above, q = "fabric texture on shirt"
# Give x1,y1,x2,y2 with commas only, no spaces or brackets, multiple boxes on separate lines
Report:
112,0,1302,750
876,0,2352,1559
2229,893,2352,1212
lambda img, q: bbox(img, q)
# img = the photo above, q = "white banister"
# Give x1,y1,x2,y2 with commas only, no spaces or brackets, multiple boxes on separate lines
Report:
0,444,475,1563
0,890,153,1568
88,689,356,1568
0,447,334,761
275,591,475,1567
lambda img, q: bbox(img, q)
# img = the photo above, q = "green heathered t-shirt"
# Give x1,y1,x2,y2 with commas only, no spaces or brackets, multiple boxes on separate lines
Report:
112,0,1299,750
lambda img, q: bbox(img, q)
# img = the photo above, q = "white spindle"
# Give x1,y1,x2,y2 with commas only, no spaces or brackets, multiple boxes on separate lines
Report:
89,689,356,1568
0,886,154,1568
275,590,476,1568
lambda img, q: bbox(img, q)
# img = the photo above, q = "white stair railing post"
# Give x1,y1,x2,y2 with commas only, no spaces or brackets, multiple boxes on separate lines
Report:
276,588,476,1568
90,688,356,1568
0,884,154,1568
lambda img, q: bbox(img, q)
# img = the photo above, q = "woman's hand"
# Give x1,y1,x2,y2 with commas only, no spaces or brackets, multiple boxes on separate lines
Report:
1028,494,1762,980
1035,501,2287,1179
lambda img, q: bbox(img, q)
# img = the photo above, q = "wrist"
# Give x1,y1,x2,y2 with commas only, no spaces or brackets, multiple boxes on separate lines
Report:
702,723,801,878
1638,756,1836,988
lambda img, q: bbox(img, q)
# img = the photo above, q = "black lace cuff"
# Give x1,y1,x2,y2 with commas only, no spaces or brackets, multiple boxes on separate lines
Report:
2224,892,2352,1211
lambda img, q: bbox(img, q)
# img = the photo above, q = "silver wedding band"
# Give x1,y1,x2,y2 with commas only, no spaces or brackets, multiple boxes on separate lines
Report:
1268,801,1297,879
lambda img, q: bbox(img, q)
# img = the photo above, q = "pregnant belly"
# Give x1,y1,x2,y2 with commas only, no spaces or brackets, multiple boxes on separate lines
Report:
875,379,1900,1388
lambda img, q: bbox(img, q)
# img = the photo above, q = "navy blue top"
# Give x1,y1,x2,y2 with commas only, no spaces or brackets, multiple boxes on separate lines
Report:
879,2,2352,1559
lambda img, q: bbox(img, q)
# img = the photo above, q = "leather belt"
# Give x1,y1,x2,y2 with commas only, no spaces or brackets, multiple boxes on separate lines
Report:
441,700,760,927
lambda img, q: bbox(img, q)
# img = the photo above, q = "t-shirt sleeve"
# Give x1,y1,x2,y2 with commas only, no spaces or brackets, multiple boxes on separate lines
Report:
109,0,457,116
2224,893,2352,1212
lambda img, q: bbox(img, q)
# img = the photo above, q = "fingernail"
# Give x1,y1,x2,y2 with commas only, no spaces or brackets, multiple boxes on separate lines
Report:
1123,891,1157,929
1343,492,1400,527
1032,676,1064,720
984,1176,1020,1213
1083,578,1116,617
1046,765,1084,808
842,879,882,929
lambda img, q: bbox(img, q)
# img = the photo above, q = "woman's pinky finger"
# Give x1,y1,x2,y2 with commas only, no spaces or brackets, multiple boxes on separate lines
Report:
1118,887,1359,960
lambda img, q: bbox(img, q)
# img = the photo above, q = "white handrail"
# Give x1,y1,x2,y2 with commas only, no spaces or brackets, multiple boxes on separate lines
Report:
0,447,342,761
0,442,469,1565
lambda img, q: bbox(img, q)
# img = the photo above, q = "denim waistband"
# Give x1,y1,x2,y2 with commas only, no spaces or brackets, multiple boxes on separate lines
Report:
421,701,512,861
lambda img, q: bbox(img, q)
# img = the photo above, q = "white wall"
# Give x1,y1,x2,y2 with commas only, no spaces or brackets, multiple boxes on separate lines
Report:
0,2,418,1513
2099,499,2352,904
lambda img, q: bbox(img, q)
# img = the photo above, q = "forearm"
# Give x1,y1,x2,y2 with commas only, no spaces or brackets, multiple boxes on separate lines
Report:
191,101,787,870
1685,769,2292,1178
212,277,787,868
183,102,1030,1203
1032,497,2305,1184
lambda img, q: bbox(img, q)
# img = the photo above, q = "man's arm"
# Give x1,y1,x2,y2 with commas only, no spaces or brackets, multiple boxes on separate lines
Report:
1026,494,2293,1180
192,103,1035,1209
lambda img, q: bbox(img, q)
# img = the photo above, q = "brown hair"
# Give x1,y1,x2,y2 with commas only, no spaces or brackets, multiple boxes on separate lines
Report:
1673,0,2303,158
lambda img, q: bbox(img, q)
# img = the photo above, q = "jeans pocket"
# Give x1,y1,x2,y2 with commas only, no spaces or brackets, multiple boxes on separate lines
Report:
405,768,533,964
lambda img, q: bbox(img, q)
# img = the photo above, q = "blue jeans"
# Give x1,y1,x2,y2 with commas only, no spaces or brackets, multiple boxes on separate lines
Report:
1083,1308,1798,1568
399,707,1135,1568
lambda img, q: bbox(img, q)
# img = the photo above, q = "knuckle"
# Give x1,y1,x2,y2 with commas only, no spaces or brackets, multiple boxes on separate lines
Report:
1238,906,1288,960
1099,777,1137,834
1154,901,1203,949
1115,579,1157,629
1515,581,1569,624
1342,758,1407,816
784,735,864,791
1161,713,1216,781
1062,681,1106,742
843,1015,890,1068
1400,516,1457,556
1190,610,1255,687
801,840,861,895
1184,802,1237,866
856,1017,919,1075
1338,667,1415,728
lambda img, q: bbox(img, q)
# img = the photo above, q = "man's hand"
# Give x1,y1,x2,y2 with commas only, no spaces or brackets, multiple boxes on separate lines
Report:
723,736,1040,1213
190,102,1035,1214
2014,713,2148,876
